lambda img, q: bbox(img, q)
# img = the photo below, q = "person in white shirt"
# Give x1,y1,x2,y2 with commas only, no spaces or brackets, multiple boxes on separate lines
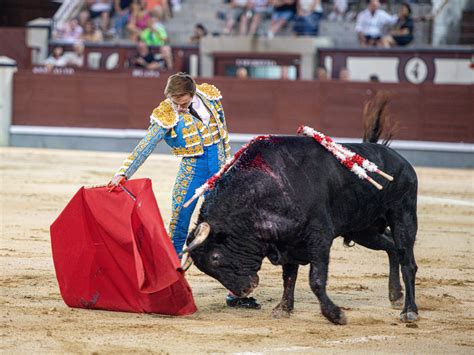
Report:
355,0,397,47
53,19,83,43
328,0,348,21
64,41,85,68
43,46,68,72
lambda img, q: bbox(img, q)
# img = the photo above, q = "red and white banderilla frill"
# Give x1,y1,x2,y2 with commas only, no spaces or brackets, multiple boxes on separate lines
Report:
297,125,393,190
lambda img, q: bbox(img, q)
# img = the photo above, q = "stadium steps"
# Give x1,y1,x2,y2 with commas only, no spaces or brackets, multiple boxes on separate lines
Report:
166,1,433,47
460,10,474,44
166,0,224,45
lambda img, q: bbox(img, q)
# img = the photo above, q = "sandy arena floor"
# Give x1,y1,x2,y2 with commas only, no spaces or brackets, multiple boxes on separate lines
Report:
1,147,473,353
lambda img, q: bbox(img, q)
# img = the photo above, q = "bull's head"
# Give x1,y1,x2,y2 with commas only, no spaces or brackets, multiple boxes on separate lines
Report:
180,222,262,297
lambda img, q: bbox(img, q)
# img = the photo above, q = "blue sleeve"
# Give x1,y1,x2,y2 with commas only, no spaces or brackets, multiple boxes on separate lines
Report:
116,122,167,179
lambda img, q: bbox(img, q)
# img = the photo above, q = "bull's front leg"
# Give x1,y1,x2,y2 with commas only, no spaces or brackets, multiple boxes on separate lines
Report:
309,241,347,325
272,263,299,318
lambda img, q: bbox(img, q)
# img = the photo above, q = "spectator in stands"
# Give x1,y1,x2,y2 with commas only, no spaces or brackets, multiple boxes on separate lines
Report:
140,14,168,46
130,40,165,70
78,9,91,28
236,66,249,79
53,18,83,43
160,45,173,70
86,0,113,34
139,14,174,69
127,0,151,42
293,0,323,36
267,0,297,38
189,23,208,45
355,0,397,47
170,0,182,14
114,0,133,38
381,3,414,47
316,66,329,80
338,67,350,80
64,41,85,68
247,0,269,36
81,20,104,42
328,0,348,21
43,46,67,72
147,0,171,20
280,65,291,79
216,0,230,24
223,0,250,35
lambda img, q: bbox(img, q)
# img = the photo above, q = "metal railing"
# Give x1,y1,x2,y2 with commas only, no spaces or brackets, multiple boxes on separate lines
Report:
52,0,84,32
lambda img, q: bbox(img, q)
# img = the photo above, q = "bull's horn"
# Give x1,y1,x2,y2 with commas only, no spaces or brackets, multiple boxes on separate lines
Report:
180,252,193,271
180,222,211,255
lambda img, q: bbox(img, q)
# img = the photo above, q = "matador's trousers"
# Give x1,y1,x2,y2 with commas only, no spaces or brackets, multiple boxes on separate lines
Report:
169,143,226,255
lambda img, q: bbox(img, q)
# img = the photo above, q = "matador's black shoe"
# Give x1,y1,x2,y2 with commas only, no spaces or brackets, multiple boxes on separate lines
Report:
226,295,261,309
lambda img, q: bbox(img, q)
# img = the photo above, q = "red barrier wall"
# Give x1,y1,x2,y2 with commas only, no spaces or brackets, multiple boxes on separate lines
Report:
0,28,30,68
13,70,474,143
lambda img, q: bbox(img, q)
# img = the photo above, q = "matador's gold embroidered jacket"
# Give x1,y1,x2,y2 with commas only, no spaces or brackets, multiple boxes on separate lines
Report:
116,83,231,178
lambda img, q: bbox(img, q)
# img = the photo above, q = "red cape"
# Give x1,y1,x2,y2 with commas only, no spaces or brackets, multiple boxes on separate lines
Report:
50,178,196,316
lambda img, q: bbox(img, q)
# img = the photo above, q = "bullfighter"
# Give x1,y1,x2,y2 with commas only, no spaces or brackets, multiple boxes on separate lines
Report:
109,72,260,309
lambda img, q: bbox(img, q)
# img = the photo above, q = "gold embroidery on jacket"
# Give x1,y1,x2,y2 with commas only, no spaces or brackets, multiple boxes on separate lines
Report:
171,145,204,156
169,157,197,239
150,100,179,128
166,85,232,158
196,83,222,100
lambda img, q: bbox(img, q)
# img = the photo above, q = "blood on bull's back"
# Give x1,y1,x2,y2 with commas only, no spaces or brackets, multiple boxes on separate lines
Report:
217,136,417,239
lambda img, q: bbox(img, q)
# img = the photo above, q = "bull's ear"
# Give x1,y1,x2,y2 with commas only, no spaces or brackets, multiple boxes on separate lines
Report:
266,244,282,265
255,212,298,241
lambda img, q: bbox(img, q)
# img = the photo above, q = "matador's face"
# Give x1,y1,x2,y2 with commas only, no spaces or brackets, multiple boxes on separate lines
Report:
170,94,193,113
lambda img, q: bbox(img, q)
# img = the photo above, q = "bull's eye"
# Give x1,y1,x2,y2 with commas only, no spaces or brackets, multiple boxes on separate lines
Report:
210,252,221,267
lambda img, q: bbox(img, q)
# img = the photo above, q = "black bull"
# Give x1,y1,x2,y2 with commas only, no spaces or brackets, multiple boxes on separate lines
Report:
186,136,418,325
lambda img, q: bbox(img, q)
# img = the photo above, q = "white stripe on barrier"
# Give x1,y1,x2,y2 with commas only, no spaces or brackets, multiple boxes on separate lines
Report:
10,125,474,153
10,125,147,138
418,195,474,207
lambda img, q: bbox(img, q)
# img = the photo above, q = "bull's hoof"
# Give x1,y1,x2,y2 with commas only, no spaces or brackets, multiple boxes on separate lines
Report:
400,311,418,323
272,308,291,319
272,302,292,319
323,307,347,325
331,311,347,325
390,295,404,309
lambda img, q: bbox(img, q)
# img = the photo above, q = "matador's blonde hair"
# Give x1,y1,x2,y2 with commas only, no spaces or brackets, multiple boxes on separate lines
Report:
164,72,196,98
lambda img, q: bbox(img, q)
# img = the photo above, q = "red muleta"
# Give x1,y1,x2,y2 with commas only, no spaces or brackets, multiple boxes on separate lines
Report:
50,178,196,316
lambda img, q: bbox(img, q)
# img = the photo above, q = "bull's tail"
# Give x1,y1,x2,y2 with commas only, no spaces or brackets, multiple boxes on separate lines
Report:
363,91,398,145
